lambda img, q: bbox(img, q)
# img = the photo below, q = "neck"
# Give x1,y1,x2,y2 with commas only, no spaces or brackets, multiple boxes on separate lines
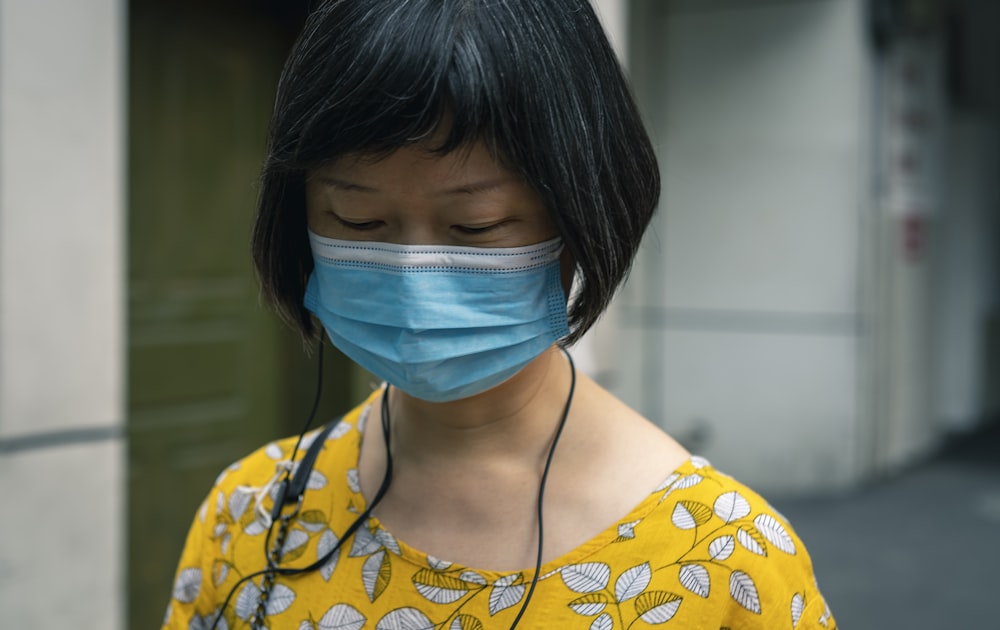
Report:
386,346,572,466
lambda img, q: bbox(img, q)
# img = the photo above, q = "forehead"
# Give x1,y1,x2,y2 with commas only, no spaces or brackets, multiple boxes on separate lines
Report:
314,141,516,191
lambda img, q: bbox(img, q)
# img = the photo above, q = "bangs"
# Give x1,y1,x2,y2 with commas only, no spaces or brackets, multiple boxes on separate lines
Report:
256,0,661,345
272,0,521,170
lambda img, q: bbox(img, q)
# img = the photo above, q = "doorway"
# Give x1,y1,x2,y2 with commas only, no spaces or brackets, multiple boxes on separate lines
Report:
127,2,352,627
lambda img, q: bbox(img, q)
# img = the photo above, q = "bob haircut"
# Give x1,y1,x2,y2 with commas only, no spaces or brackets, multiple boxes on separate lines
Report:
253,0,660,345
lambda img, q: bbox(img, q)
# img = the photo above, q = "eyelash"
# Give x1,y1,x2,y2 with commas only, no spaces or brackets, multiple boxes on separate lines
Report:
330,214,508,235
333,215,382,231
453,223,505,235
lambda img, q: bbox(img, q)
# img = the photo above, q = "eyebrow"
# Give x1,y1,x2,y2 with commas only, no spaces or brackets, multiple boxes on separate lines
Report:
317,176,517,196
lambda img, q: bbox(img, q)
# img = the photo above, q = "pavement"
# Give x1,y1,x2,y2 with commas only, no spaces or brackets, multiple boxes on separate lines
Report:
774,421,1000,629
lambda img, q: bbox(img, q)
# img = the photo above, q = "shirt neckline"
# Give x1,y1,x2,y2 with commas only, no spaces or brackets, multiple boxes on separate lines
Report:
347,397,704,581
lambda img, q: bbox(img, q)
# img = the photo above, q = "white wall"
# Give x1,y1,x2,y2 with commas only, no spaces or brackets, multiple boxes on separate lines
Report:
933,117,1000,430
620,0,868,494
0,0,125,627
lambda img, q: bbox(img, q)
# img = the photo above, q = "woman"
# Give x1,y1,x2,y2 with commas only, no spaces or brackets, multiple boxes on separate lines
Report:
164,1,836,628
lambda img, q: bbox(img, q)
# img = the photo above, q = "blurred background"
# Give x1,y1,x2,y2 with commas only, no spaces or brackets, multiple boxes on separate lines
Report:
0,0,996,628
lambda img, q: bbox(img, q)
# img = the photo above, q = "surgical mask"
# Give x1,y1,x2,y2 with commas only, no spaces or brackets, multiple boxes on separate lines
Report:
303,231,570,402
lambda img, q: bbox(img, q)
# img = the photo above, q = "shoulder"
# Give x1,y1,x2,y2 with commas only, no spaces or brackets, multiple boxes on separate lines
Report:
210,391,377,498
613,458,836,629
161,392,379,629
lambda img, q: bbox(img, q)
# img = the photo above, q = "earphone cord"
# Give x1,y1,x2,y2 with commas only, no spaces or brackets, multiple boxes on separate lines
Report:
210,347,574,630
208,345,395,630
507,348,576,630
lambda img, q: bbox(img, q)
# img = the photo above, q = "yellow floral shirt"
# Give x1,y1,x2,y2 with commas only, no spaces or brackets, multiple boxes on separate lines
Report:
164,393,836,630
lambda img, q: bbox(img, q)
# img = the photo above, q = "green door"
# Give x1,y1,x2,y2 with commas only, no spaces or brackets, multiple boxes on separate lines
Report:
127,2,352,627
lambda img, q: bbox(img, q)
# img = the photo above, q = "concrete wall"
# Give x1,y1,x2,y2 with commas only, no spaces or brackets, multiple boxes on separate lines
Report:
0,0,125,628
620,0,868,495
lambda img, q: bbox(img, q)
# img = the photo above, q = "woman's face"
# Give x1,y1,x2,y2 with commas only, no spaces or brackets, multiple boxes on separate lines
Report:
305,141,557,248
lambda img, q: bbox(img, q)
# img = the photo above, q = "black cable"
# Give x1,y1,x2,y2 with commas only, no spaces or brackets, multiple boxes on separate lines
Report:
507,349,576,630
209,348,574,629
209,342,329,629
208,374,393,630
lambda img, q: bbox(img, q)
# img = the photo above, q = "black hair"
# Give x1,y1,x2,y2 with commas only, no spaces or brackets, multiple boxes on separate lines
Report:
252,0,660,345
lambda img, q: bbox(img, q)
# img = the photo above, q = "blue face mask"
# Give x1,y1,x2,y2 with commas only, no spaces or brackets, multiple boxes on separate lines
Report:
303,231,570,402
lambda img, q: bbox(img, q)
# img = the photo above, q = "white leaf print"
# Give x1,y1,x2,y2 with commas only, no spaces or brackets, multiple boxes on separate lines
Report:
299,521,327,533
265,443,283,460
460,571,487,585
318,529,341,581
244,520,267,536
617,519,640,540
300,621,316,630
413,573,469,604
590,613,613,630
689,455,710,469
791,592,805,627
427,555,452,570
198,498,208,523
709,535,735,561
318,603,366,630
614,562,651,602
636,591,683,624
819,598,833,628
221,533,232,556
347,469,361,493
213,523,227,538
753,514,796,555
678,564,710,598
215,489,226,514
172,567,202,603
448,616,479,630
329,421,352,440
737,526,767,556
729,571,761,614
713,491,751,524
489,573,525,615
653,473,680,493
674,473,704,489
561,562,611,593
670,503,698,530
376,607,435,630
266,583,296,615
358,406,370,434
213,561,229,586
568,594,608,616
234,581,262,621
191,610,228,630
282,529,309,557
350,526,381,557
308,470,328,490
662,473,703,501
375,528,401,555
539,567,562,581
362,550,389,602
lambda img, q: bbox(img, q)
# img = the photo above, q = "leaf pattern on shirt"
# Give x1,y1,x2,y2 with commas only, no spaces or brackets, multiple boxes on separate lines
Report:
162,399,836,630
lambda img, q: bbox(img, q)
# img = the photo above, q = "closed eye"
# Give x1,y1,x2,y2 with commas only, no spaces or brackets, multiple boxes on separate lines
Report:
452,222,507,235
332,214,383,231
